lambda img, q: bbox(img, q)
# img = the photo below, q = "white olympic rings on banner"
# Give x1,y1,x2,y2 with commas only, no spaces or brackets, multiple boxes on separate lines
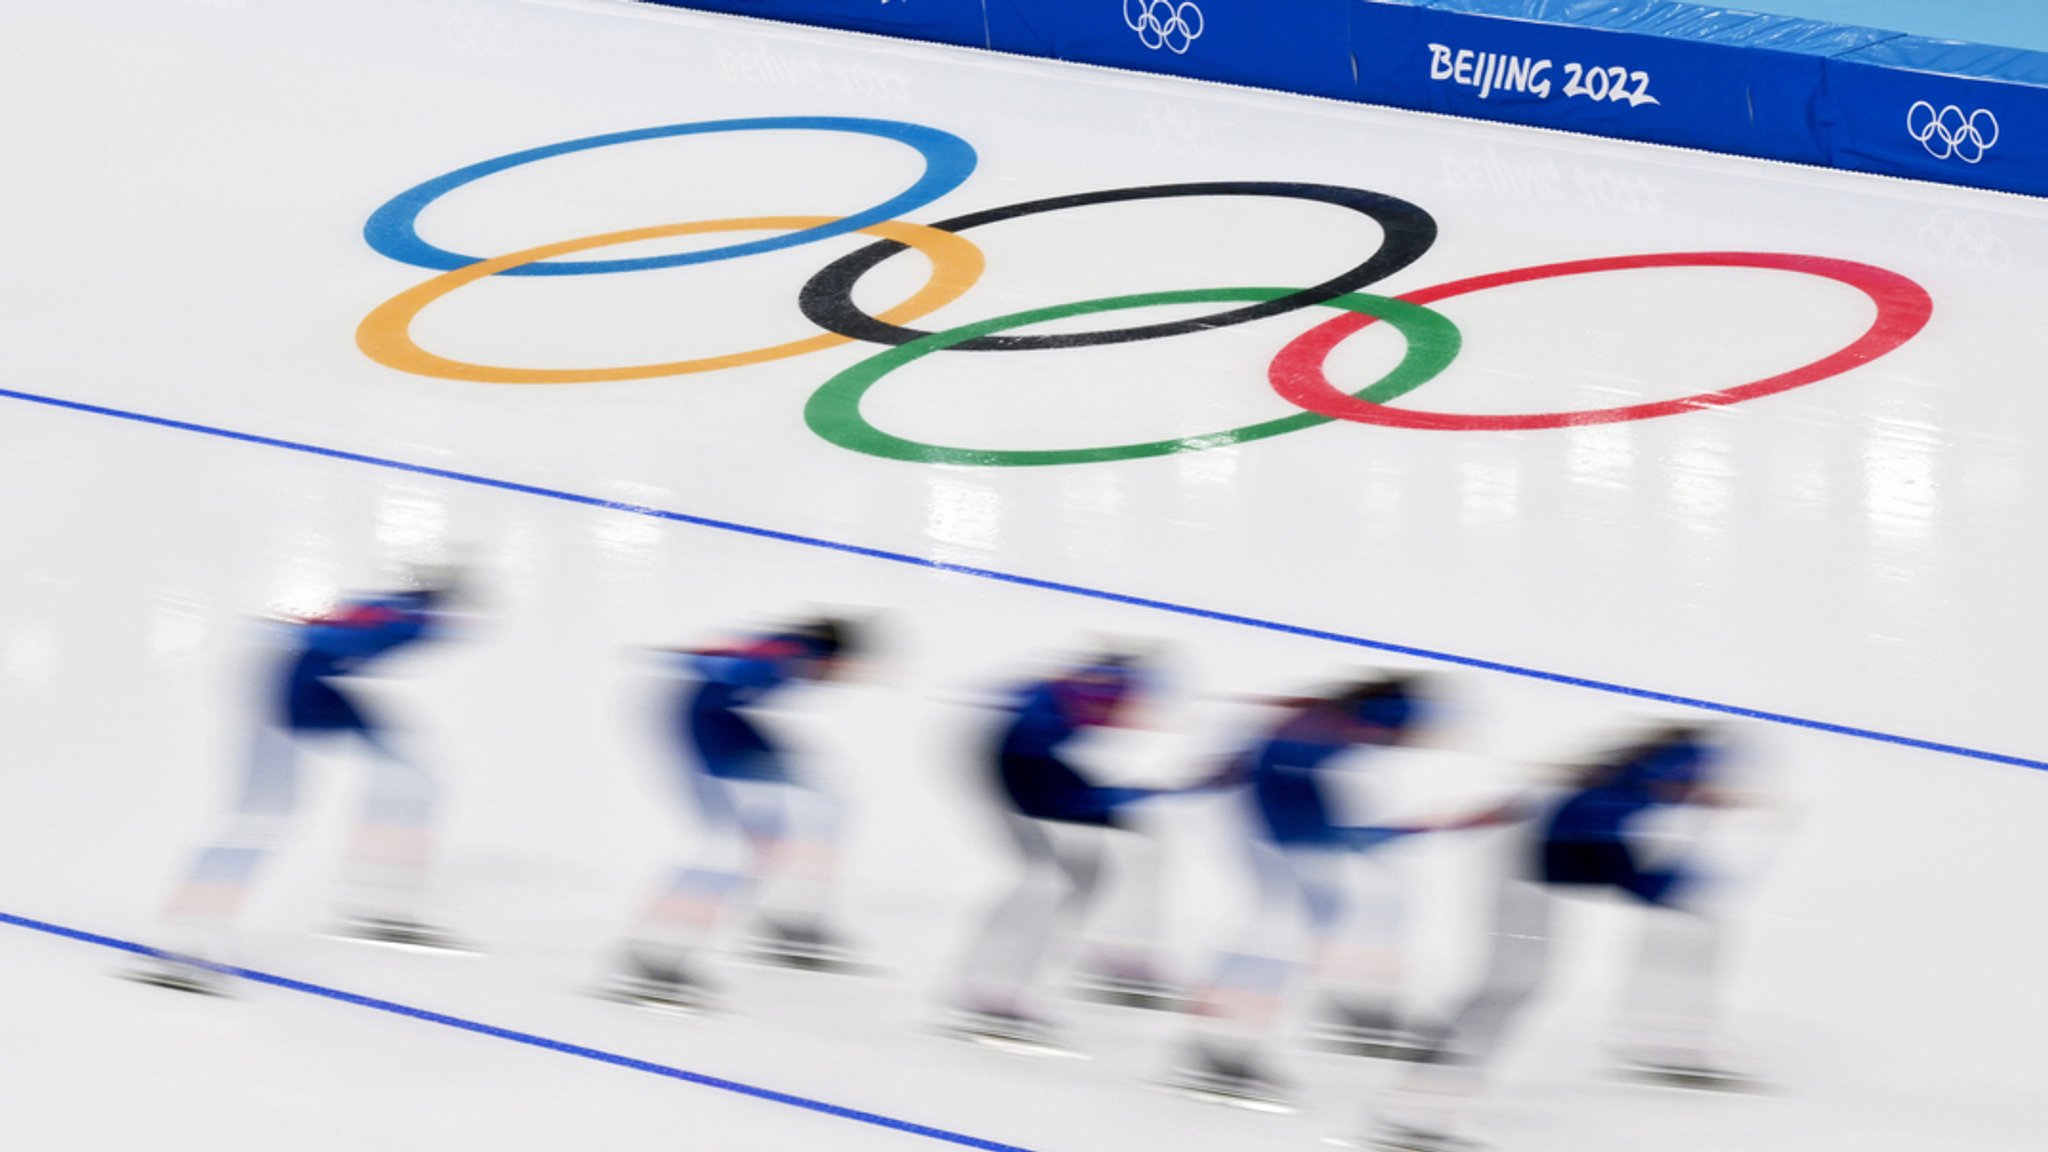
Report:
1123,0,1204,54
1907,101,2000,164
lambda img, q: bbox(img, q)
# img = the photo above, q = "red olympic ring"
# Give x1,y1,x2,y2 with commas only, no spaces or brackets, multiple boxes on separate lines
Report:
1268,252,1933,431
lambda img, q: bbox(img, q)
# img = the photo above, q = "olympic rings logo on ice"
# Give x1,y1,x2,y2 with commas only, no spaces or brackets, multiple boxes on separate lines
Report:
1916,210,2009,271
1136,99,1220,156
1123,0,1203,54
356,115,1934,468
442,11,518,60
1907,101,1999,163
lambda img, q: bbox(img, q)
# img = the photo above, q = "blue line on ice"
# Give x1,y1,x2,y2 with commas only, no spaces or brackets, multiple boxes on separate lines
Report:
0,910,1039,1152
1,382,2039,774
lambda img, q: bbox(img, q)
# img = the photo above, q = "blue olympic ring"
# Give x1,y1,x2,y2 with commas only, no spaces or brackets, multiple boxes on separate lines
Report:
362,116,978,277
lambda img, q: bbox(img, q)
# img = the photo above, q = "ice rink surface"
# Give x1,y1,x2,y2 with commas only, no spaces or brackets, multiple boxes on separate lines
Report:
1,0,2043,1148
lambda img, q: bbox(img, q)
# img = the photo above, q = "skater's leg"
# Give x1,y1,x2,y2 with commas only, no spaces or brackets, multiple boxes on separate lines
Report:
631,771,760,957
600,768,760,1005
164,724,302,935
1614,884,1728,1073
954,815,1078,1010
1373,874,1555,1142
340,724,438,920
1319,849,1406,1016
1311,848,1432,1058
1187,841,1319,1047
1434,875,1555,1069
1047,820,1106,917
748,777,845,938
142,724,303,990
1032,819,1112,981
1077,821,1171,992
1167,839,1310,1103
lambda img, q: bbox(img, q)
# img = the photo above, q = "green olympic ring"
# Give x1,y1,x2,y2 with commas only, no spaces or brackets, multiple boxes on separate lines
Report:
803,287,1461,467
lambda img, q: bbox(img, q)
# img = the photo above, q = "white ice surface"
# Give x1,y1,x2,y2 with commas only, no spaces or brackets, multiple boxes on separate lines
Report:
0,1,2043,1149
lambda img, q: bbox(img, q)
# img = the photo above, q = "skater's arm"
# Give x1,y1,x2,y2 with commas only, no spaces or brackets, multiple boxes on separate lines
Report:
1171,753,1252,794
1338,824,1427,850
1088,785,1163,814
1403,791,1545,835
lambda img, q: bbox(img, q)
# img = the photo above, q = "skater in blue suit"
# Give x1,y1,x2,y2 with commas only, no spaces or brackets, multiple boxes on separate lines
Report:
1172,673,1435,1104
949,650,1177,1042
605,616,863,1008
1366,720,1746,1151
147,574,465,989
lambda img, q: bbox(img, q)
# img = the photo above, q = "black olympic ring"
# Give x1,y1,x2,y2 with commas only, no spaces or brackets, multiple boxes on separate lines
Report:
797,181,1438,352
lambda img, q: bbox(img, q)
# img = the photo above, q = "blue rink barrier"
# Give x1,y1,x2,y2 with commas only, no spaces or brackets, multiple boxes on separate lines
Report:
1347,1,1890,167
1826,36,2048,197
638,0,2048,198
983,0,1360,101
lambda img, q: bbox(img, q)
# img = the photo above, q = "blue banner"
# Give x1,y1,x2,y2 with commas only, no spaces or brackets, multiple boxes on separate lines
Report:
986,0,1358,101
1351,1,1889,166
638,0,2048,200
1827,36,2048,197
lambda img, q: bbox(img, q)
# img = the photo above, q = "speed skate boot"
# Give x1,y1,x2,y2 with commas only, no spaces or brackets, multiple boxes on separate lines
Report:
943,998,1081,1058
1614,1036,1760,1092
601,946,720,1013
745,917,867,974
1162,1039,1294,1112
1074,956,1184,1012
126,949,233,997
1342,1121,1487,1152
1313,999,1432,1061
335,912,469,953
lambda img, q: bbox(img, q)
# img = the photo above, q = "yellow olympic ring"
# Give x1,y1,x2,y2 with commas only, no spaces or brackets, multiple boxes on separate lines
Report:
355,216,984,384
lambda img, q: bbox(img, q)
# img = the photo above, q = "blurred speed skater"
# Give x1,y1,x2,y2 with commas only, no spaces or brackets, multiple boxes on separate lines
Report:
1364,720,1752,1152
947,648,1182,1050
1170,672,1436,1108
603,615,865,1011
144,571,467,991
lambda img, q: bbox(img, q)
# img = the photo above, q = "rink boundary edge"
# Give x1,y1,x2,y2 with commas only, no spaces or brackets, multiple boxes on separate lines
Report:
635,0,2048,200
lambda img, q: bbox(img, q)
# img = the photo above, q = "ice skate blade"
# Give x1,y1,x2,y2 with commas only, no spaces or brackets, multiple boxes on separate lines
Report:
1074,981,1187,1012
938,1018,1088,1060
1326,1131,1483,1152
1620,1063,1764,1093
124,962,233,998
1312,1031,1435,1063
594,983,718,1017
1158,1077,1296,1114
959,1032,1089,1060
736,946,877,977
328,921,477,956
